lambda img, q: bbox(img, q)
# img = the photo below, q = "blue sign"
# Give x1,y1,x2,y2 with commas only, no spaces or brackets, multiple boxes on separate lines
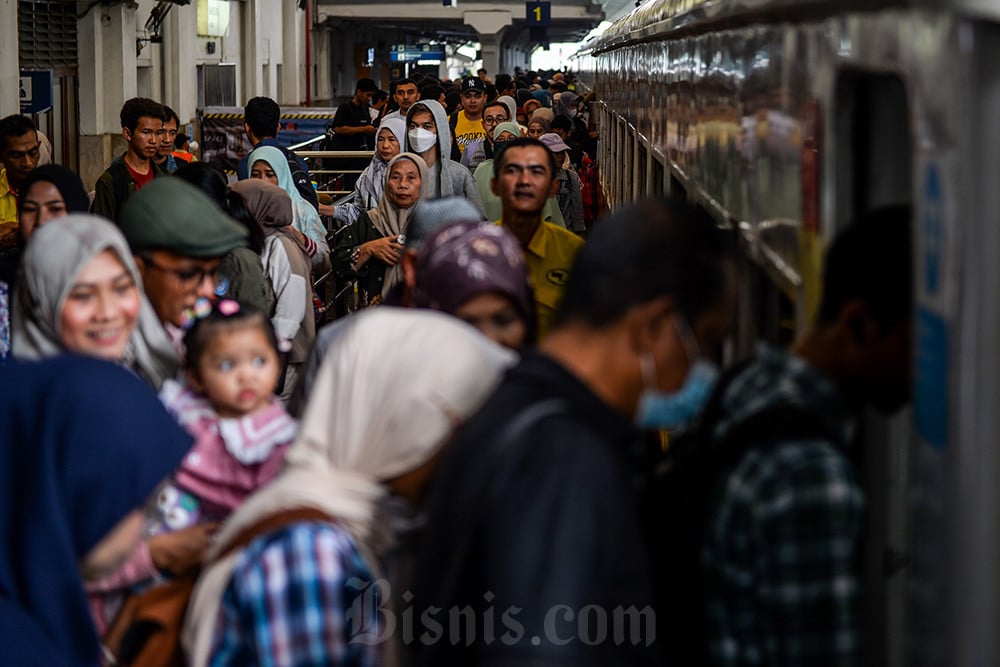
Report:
915,308,949,449
19,70,53,114
526,1,551,26
390,45,446,63
922,164,943,297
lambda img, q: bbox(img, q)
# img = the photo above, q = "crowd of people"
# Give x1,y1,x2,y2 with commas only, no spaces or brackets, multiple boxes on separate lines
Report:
0,65,914,667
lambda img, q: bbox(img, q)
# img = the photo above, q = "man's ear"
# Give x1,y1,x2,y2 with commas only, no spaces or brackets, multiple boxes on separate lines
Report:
490,176,500,197
626,295,674,354
122,127,132,143
548,176,560,199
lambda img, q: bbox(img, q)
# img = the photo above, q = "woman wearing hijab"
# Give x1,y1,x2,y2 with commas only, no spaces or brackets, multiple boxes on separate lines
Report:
248,145,330,271
0,355,190,667
336,117,406,226
412,221,536,351
231,179,315,400
183,308,514,666
11,214,179,388
332,152,427,307
0,164,89,360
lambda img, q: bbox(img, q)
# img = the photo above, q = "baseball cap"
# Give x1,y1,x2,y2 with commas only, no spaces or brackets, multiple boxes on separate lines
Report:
462,77,487,94
538,133,570,153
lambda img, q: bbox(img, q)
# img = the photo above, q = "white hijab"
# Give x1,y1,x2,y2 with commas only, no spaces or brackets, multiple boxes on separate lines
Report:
183,308,514,664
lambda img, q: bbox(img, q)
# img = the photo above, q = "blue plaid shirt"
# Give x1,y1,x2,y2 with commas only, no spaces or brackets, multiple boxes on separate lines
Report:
210,522,382,666
702,344,863,666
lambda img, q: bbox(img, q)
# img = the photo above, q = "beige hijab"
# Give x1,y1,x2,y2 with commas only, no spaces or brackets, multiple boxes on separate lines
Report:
183,308,514,664
367,153,428,298
10,214,179,388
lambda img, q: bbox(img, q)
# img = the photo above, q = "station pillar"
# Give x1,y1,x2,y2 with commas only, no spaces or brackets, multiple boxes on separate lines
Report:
77,3,138,189
463,10,511,79
0,0,17,119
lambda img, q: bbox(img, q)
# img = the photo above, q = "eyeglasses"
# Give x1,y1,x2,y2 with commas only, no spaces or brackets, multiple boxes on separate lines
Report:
483,115,508,126
142,255,222,287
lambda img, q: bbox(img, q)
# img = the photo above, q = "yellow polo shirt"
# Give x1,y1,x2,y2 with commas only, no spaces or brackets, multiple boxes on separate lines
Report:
498,218,584,339
0,169,18,226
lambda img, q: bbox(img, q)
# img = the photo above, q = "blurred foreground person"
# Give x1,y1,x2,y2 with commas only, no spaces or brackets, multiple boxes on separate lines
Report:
412,221,535,351
184,309,513,665
414,198,735,666
0,355,189,666
698,208,913,667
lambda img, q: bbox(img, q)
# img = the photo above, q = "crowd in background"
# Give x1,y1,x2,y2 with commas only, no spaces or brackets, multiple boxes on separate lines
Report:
0,64,914,667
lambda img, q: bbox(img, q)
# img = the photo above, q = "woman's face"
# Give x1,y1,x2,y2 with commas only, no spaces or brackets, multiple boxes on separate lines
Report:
19,181,68,240
527,122,545,139
387,159,422,208
377,129,401,162
454,292,527,351
250,160,279,186
60,249,141,361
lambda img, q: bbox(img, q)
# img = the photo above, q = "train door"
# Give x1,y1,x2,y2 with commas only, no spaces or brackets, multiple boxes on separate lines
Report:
832,69,912,667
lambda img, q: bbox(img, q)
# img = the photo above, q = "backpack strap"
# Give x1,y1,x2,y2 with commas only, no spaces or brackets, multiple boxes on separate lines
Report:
213,506,333,564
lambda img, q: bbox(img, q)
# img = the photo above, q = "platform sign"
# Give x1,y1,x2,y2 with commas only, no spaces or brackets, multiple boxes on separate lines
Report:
19,70,53,114
391,44,447,63
526,1,551,27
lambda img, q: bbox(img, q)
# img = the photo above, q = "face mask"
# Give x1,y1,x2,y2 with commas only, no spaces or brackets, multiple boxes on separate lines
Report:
634,315,719,431
408,128,437,153
567,108,577,118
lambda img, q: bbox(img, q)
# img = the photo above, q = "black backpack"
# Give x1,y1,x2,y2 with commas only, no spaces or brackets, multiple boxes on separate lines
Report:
640,361,842,665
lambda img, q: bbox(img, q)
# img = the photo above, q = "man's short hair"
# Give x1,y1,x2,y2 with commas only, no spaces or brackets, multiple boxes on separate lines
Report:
495,73,513,92
160,105,181,126
557,198,735,328
244,97,280,140
483,100,509,119
394,77,416,91
120,97,163,133
356,78,378,93
420,84,445,102
551,116,573,133
493,137,557,181
372,90,389,105
817,205,912,328
0,114,36,148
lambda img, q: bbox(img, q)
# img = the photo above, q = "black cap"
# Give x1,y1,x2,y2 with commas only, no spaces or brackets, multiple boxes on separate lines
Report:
462,77,487,94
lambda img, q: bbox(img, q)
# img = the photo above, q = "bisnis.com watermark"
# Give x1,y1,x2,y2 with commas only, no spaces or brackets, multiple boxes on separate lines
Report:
344,578,656,648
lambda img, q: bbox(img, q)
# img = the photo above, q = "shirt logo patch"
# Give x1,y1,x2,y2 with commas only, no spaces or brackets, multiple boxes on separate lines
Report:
546,268,571,286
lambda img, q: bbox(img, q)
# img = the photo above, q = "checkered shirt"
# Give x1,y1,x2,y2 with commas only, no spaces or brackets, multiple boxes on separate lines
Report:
702,344,864,666
210,522,382,666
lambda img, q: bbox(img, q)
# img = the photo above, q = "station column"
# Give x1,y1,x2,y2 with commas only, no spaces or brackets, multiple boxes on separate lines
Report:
0,0,18,118
77,3,138,189
463,10,512,80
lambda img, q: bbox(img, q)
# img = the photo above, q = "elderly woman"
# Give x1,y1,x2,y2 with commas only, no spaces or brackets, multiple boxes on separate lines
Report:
248,145,330,271
336,117,407,226
184,308,514,665
413,221,535,351
0,355,190,666
332,152,427,307
231,179,316,400
11,214,179,388
0,164,89,360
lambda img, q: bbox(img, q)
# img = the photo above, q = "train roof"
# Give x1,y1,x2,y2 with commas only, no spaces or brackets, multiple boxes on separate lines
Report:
590,0,1000,52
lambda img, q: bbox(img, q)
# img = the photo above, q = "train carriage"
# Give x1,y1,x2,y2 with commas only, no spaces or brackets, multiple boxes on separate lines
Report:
576,2,1000,664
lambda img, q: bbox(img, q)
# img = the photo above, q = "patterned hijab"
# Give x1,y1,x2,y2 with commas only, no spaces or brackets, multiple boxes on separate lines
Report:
11,214,179,388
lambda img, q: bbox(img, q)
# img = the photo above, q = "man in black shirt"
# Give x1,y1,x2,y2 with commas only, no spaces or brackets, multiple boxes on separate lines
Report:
328,78,378,189
413,198,736,666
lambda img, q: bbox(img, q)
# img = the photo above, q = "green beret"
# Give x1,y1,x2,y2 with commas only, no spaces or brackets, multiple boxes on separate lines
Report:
119,177,248,258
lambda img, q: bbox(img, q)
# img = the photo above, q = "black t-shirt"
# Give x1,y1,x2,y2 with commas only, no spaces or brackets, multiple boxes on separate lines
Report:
413,352,660,666
331,100,373,150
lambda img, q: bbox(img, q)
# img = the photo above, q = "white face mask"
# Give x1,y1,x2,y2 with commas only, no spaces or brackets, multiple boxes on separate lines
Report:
408,128,437,153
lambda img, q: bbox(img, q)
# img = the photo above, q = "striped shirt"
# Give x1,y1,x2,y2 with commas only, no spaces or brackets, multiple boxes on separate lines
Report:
702,344,863,666
210,522,382,666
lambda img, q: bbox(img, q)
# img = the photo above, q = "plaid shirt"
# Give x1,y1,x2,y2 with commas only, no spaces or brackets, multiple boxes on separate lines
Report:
702,344,863,666
210,522,382,666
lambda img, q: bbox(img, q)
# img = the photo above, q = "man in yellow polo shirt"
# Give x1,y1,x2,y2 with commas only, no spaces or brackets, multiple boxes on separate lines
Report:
0,114,41,227
493,137,584,338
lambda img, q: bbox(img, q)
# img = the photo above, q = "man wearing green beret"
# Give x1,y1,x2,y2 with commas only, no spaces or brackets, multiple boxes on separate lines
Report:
119,178,248,351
